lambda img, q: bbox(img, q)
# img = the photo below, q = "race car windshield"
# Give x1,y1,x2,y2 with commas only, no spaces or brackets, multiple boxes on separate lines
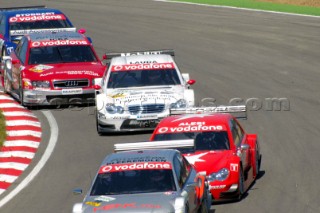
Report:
107,69,181,88
153,131,230,152
28,45,98,64
10,20,72,31
90,169,176,196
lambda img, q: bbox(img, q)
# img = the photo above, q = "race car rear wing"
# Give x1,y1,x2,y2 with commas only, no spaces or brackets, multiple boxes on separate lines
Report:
0,5,46,10
170,105,247,119
104,49,175,64
114,139,194,152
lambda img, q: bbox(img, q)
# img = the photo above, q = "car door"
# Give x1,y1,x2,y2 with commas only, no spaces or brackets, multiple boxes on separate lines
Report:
230,118,249,170
174,154,196,212
11,36,28,91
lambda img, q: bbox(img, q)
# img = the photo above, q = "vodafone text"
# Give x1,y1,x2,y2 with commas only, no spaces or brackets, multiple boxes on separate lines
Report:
157,125,224,133
99,162,172,173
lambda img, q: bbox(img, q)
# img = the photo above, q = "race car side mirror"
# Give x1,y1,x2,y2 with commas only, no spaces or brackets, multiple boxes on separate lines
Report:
187,79,196,85
72,188,83,195
11,59,20,64
78,28,86,34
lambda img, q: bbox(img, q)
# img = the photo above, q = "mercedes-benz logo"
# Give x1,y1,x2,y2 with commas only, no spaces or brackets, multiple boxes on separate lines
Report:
65,80,78,87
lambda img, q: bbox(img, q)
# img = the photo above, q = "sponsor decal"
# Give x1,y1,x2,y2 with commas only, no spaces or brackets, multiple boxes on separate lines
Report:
85,201,101,207
55,70,100,77
61,88,83,95
9,14,66,23
136,114,158,120
156,125,225,134
40,72,54,77
111,116,130,119
10,28,76,36
29,64,54,73
99,162,172,174
164,191,177,195
230,164,238,172
109,93,126,98
211,185,226,189
94,203,161,212
14,12,55,17
95,196,116,202
111,62,174,72
31,40,88,47
184,153,207,164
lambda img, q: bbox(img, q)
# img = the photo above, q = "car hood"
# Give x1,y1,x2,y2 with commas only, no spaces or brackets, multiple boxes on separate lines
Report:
184,150,235,175
105,86,185,106
24,62,105,79
82,193,177,213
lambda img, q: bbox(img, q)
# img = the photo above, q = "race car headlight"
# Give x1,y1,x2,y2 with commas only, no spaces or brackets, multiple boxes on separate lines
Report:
106,104,124,114
170,99,187,109
31,80,50,88
207,168,230,182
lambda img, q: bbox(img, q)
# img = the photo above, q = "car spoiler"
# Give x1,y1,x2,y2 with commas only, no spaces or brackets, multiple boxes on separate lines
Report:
104,49,175,63
114,139,194,152
170,105,247,119
0,5,46,10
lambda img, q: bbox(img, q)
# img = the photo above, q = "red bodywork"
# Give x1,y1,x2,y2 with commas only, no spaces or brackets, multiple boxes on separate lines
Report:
150,113,260,202
1,32,106,105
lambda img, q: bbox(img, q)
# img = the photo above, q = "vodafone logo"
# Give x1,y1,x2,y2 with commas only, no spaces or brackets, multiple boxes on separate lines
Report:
31,40,88,47
111,63,174,72
157,125,224,134
9,15,66,23
101,165,113,172
99,162,172,173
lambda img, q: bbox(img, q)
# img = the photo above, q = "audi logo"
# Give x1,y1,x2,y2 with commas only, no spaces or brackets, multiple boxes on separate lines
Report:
65,81,79,87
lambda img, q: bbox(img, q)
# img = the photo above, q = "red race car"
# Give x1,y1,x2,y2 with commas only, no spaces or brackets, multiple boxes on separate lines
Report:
150,105,261,202
1,30,106,106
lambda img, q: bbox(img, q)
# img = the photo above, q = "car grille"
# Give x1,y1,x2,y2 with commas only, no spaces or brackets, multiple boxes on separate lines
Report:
53,79,89,88
128,104,165,114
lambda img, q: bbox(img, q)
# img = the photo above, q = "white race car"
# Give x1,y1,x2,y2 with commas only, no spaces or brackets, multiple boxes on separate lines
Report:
95,50,196,134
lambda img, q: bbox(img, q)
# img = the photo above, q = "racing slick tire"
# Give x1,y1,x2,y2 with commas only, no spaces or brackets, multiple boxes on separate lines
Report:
19,77,26,107
96,113,103,135
198,194,209,213
3,69,10,93
237,166,245,201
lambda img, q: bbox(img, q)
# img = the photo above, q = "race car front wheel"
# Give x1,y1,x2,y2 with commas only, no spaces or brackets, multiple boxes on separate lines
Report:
238,166,245,200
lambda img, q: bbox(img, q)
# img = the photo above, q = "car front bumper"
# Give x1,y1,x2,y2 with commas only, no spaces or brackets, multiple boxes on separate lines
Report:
23,88,96,105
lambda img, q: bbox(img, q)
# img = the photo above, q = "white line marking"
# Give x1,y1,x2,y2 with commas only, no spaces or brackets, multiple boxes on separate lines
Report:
6,120,41,127
0,175,19,183
7,130,41,138
154,0,320,18
0,110,59,204
0,162,28,171
0,151,35,159
4,140,40,148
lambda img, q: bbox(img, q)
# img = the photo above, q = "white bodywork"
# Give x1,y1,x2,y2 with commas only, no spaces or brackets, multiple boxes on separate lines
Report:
96,52,195,132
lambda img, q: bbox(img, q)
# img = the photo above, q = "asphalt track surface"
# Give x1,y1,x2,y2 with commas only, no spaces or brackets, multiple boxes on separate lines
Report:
1,0,320,212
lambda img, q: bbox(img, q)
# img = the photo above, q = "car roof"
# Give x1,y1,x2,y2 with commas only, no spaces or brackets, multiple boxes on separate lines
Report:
159,113,233,127
28,31,85,42
110,54,175,66
101,149,178,166
1,7,64,17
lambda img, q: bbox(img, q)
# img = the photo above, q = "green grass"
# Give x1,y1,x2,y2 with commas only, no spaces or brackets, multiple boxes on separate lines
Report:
171,0,320,16
0,109,6,148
